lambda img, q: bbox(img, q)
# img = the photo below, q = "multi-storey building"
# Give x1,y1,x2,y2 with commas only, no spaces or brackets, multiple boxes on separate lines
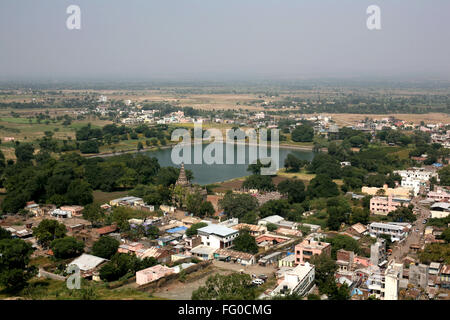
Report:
369,195,411,215
369,222,409,242
294,236,331,265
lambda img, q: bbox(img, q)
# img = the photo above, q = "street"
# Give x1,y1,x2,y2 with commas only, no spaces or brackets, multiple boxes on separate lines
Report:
389,198,430,262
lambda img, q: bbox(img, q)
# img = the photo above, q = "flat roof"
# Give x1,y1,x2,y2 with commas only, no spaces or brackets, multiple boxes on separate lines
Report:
197,224,238,237
190,245,216,255
69,254,107,271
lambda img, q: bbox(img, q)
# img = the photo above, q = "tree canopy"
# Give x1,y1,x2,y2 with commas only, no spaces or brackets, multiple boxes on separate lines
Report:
191,273,256,300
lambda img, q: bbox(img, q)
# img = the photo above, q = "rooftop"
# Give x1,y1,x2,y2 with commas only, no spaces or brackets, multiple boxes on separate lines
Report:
197,224,238,237
69,254,107,271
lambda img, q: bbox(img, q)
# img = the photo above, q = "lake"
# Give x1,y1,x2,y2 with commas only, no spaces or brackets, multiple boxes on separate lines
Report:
143,144,315,185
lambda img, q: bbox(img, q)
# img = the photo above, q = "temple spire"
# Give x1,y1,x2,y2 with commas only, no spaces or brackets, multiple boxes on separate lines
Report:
176,162,190,187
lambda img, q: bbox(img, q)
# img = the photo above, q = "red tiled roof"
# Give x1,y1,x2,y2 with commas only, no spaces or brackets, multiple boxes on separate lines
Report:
95,225,117,235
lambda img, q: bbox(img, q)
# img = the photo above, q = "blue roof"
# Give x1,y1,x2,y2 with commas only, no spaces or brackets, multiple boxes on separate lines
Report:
167,226,188,233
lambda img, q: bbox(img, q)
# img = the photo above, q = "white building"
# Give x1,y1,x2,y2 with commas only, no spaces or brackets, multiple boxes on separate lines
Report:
197,224,239,249
430,202,450,219
384,261,403,300
394,168,437,196
51,208,72,218
369,222,410,242
270,262,315,297
367,261,403,300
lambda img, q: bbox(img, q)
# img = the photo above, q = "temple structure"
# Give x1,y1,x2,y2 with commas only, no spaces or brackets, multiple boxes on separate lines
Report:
175,163,190,187
173,163,207,208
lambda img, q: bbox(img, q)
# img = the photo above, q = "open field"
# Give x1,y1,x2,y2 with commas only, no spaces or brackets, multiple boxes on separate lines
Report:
0,279,158,300
326,113,450,126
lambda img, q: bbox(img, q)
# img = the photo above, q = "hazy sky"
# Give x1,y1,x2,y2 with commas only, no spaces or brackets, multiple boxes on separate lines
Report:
0,0,449,81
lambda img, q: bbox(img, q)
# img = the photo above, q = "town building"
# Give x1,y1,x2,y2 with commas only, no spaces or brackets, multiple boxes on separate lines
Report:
68,254,108,278
369,222,409,242
270,263,315,297
109,196,144,207
294,236,331,265
190,245,216,261
136,265,174,285
258,215,298,230
408,263,429,289
430,202,450,219
370,239,387,267
362,184,411,198
231,223,267,237
427,187,450,203
213,248,255,265
384,261,403,300
197,224,239,249
369,195,411,215
394,167,437,196
278,254,296,268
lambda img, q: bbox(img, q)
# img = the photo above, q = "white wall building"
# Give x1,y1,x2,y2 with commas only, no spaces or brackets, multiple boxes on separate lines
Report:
197,224,239,249
394,168,437,196
430,202,450,219
270,263,315,297
369,222,409,242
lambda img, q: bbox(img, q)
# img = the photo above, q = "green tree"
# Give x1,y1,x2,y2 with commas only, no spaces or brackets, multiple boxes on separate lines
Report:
291,125,314,142
387,206,416,223
199,201,215,217
14,143,35,163
99,253,140,282
192,273,256,300
242,174,275,191
186,222,208,237
32,219,67,248
327,234,361,259
233,229,258,254
349,207,370,225
310,253,337,295
92,236,120,259
50,237,84,259
82,203,105,225
441,228,450,243
186,191,204,216
79,140,99,154
419,243,450,264
0,238,37,292
438,166,450,186
307,174,340,199
259,199,291,218
0,227,12,240
266,223,278,232
277,179,306,203
66,179,93,205
219,193,259,220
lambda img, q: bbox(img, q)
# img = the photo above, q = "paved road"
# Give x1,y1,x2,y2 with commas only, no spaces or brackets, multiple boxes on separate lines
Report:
389,198,430,262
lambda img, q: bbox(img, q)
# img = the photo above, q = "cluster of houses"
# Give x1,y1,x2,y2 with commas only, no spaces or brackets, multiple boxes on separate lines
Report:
359,166,450,220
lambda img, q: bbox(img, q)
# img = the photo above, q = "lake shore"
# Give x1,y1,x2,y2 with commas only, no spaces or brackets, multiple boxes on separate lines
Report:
85,141,321,158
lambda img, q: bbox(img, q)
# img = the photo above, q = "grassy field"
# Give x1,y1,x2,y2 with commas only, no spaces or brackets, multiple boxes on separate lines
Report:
92,190,130,205
0,278,159,300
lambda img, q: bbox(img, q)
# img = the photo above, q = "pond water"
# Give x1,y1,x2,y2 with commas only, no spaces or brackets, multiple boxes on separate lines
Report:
143,144,315,185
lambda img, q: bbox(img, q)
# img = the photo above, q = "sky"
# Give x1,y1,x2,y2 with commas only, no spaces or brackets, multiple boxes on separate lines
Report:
0,0,449,81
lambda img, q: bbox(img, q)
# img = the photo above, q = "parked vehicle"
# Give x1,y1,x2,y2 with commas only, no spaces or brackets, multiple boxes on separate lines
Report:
258,274,268,281
252,279,264,286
